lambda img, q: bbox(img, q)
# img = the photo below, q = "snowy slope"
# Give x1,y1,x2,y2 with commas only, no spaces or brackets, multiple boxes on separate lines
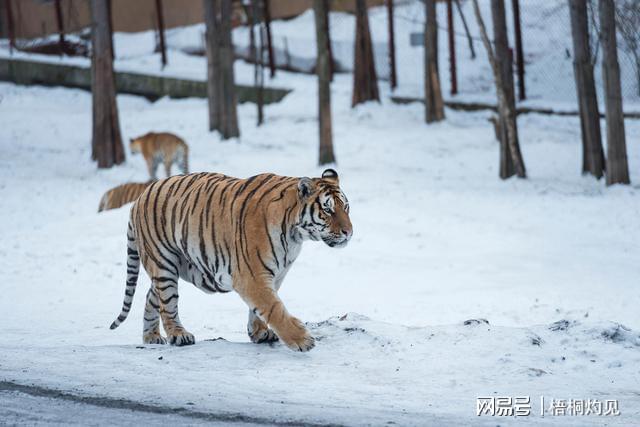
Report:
1,70,639,425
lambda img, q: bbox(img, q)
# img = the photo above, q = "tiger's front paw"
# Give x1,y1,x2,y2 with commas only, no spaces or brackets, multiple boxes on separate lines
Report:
279,317,315,352
169,331,195,346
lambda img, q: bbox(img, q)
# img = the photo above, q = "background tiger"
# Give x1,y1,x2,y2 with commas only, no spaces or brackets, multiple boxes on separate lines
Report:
129,132,189,180
98,181,153,212
110,169,352,352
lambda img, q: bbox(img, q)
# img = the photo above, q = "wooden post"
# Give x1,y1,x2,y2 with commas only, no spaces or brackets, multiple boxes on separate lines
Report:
568,0,604,179
4,0,15,54
54,0,65,46
263,0,276,78
90,0,125,168
386,0,397,89
313,0,336,165
599,0,629,185
511,0,525,101
204,0,240,139
424,0,445,123
447,0,457,95
155,0,167,68
352,0,380,107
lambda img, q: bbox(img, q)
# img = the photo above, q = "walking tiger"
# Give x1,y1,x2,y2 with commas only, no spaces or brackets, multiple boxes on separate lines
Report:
110,169,352,352
129,132,189,180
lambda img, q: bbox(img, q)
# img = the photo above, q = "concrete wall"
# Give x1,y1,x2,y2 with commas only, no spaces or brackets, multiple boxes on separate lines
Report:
0,57,291,104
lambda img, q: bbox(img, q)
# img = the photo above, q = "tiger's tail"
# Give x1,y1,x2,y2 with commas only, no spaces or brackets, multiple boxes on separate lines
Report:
98,192,109,212
110,221,140,329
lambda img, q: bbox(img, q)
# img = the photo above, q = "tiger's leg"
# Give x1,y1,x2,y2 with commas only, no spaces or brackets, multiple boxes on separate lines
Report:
247,272,286,344
154,276,195,346
236,278,314,352
247,309,278,344
163,158,172,178
179,150,189,174
146,156,159,180
142,287,166,344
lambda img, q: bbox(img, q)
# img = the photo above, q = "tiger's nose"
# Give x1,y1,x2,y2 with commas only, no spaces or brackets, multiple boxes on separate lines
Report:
341,228,352,238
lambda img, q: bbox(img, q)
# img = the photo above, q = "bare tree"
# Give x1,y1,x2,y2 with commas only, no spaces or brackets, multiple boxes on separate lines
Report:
599,0,630,184
247,0,265,125
473,0,526,178
352,0,380,106
263,0,276,78
155,0,167,68
204,0,240,139
90,0,124,168
568,0,605,178
386,0,397,89
615,0,640,96
454,0,476,59
424,0,445,123
313,0,336,165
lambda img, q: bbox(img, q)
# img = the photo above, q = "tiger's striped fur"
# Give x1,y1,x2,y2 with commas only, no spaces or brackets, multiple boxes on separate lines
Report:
129,132,189,180
98,182,153,212
110,169,352,351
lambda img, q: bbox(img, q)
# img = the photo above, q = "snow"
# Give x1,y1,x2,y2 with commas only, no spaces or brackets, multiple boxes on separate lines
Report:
1,1,640,423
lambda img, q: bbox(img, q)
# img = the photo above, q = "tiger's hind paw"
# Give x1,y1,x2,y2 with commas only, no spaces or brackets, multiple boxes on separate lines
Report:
169,331,195,346
249,327,279,344
143,333,167,345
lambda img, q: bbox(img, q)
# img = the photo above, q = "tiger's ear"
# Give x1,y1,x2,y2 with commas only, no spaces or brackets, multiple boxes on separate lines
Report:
298,177,314,200
322,168,339,184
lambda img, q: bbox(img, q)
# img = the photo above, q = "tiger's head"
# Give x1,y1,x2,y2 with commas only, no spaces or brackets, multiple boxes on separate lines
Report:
297,169,352,248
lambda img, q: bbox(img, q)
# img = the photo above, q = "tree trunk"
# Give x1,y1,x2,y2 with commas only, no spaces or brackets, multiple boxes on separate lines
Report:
5,0,15,53
473,0,526,178
447,0,457,96
204,0,240,139
54,0,65,46
323,0,334,82
599,0,629,185
511,0,526,101
155,0,167,68
263,0,276,78
455,0,475,59
386,0,397,89
352,0,380,107
251,0,265,125
313,0,336,165
90,0,124,168
568,0,604,178
424,0,445,123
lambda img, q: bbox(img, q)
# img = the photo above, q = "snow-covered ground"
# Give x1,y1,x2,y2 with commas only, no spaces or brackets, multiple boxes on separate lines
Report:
1,54,639,425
